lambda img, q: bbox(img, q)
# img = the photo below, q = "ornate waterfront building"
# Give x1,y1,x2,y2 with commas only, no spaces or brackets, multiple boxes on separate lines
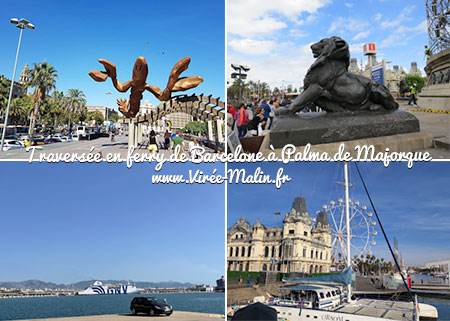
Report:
227,196,332,274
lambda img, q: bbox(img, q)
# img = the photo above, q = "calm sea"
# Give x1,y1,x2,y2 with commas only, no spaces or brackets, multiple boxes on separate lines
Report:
0,292,224,320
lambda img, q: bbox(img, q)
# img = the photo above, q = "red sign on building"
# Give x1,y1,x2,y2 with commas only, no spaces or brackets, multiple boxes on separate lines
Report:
363,43,377,55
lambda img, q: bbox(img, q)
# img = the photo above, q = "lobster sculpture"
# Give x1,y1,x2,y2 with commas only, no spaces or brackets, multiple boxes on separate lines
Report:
89,56,203,118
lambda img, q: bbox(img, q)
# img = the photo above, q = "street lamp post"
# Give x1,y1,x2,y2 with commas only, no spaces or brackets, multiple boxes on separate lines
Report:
1,18,34,151
231,64,250,104
105,92,112,121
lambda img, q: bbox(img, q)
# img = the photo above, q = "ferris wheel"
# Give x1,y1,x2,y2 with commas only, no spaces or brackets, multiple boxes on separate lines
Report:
322,198,377,265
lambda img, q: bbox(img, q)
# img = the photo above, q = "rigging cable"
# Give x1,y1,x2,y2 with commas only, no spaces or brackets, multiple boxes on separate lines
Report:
354,162,414,303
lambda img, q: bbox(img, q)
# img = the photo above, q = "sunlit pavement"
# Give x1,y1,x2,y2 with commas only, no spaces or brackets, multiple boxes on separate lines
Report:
10,311,223,321
0,135,215,161
398,101,450,159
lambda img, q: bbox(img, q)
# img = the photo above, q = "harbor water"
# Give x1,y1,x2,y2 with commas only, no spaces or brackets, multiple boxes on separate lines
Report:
0,292,224,320
419,296,450,321
411,273,448,286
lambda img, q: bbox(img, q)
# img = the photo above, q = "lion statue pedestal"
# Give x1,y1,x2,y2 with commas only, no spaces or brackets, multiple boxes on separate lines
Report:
270,36,421,148
270,110,420,148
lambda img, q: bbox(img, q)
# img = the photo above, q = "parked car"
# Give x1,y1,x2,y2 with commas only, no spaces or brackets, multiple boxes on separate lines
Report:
2,139,24,151
24,139,46,146
60,135,72,142
45,138,63,144
18,135,29,142
130,297,173,316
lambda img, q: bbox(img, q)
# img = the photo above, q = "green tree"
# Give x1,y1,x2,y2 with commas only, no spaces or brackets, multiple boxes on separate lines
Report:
87,110,105,125
76,107,88,125
9,96,33,125
26,61,58,140
247,80,258,98
227,78,250,101
108,111,119,122
0,76,11,112
404,75,426,92
66,88,87,129
259,82,270,98
181,121,206,135
48,91,66,127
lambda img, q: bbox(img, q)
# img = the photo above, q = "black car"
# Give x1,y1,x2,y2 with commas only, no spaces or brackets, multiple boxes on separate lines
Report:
130,297,173,316
44,138,62,144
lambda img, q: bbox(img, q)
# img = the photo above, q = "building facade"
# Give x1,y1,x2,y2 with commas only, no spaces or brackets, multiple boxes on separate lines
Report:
227,196,332,274
86,105,116,120
348,55,422,97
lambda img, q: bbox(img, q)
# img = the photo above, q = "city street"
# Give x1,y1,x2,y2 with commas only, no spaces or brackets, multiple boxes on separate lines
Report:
0,135,179,161
1,103,448,161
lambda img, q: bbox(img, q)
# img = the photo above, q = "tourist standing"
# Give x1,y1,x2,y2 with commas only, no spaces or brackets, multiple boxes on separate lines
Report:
170,130,185,157
273,97,280,109
164,130,171,149
234,103,249,138
408,83,417,106
188,138,200,159
260,100,271,129
247,106,266,136
148,130,159,154
268,99,275,130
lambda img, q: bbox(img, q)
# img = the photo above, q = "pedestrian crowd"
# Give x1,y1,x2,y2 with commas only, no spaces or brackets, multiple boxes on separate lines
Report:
227,97,293,138
144,128,205,158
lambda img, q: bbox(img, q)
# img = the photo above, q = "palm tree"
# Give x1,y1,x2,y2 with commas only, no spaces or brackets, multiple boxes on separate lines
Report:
0,77,10,113
26,61,58,140
247,80,258,96
49,91,66,127
227,78,250,102
259,82,271,98
65,89,87,131
9,97,32,125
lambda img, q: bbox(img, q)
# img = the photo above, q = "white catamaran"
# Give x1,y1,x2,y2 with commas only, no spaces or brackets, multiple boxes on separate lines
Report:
228,163,438,321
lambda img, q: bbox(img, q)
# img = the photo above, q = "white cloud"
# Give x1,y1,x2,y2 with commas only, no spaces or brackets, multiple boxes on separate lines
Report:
228,17,287,38
349,42,366,54
374,13,382,21
344,2,353,8
352,30,371,41
288,29,309,39
328,17,369,34
294,14,319,26
380,5,415,29
379,20,427,48
228,38,277,56
227,43,316,90
228,0,331,37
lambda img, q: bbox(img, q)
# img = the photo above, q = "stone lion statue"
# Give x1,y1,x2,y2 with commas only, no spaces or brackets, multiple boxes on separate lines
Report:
276,36,399,115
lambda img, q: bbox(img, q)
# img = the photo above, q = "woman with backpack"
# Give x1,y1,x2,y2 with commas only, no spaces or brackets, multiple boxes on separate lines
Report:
234,103,249,138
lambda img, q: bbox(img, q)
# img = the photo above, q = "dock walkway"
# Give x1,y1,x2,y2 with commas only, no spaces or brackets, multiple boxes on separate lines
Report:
11,311,224,321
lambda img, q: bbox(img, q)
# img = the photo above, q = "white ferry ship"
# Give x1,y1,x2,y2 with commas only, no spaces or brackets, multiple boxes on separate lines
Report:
77,281,144,295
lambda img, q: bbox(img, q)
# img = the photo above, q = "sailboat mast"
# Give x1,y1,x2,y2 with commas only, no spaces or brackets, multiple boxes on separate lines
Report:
344,162,352,302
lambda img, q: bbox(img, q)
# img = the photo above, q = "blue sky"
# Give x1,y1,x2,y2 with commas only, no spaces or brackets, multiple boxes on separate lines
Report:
0,163,225,285
228,0,428,90
0,0,224,109
228,162,450,266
